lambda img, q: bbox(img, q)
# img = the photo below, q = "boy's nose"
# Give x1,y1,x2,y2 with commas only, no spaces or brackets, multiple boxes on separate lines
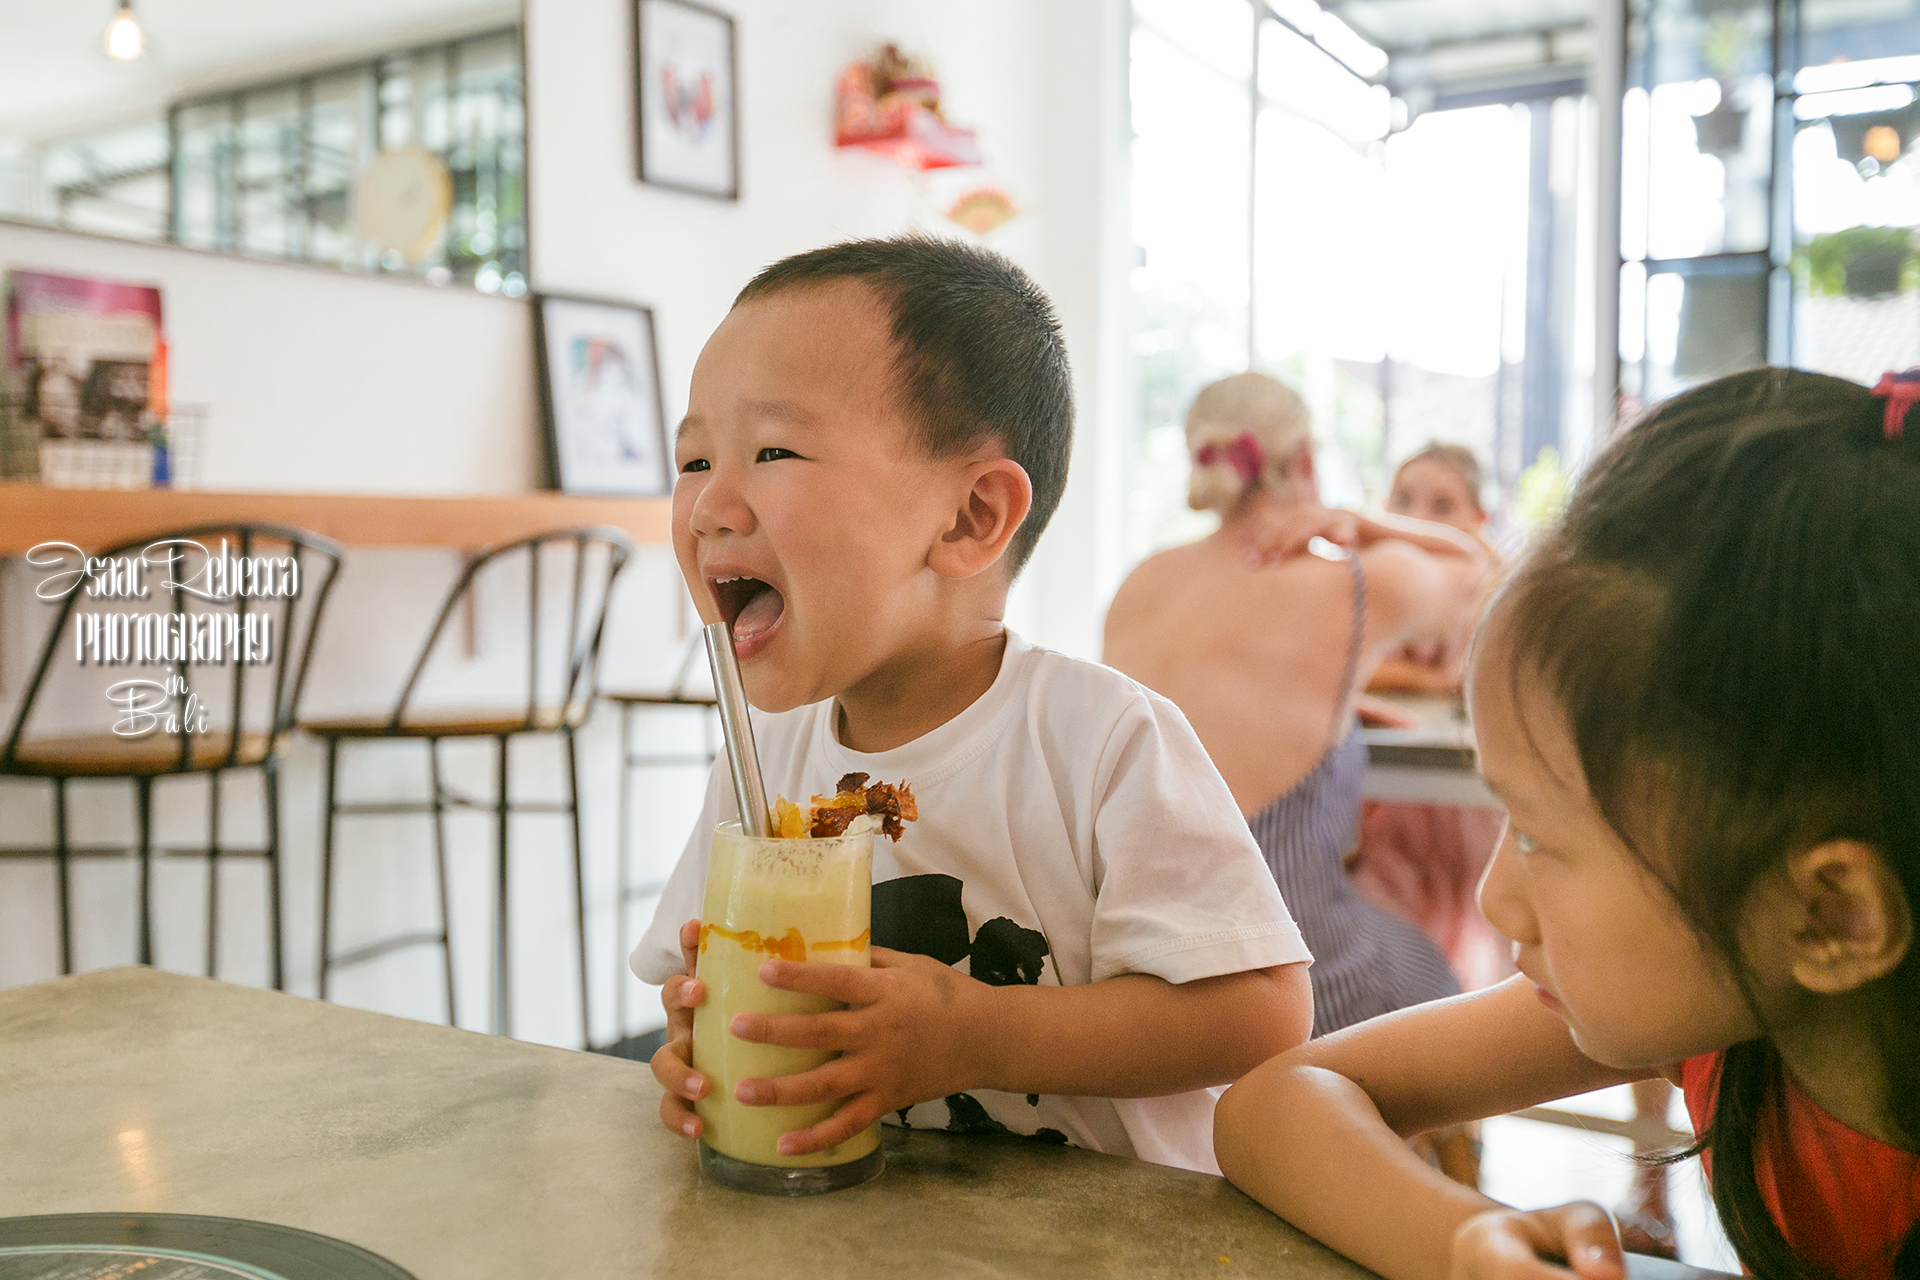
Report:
685,468,755,539
1475,822,1538,948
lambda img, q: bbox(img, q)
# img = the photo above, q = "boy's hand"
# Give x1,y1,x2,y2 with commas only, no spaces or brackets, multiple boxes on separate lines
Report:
1451,1204,1625,1280
649,918,708,1140
725,946,994,1156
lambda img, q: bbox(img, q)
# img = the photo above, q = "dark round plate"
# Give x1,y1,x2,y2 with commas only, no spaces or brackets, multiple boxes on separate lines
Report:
0,1214,417,1280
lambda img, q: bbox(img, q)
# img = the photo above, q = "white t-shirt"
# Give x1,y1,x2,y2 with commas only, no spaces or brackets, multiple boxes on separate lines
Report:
632,630,1311,1173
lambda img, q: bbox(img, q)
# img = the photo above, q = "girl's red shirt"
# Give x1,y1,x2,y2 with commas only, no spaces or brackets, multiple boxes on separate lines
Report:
1682,1053,1920,1279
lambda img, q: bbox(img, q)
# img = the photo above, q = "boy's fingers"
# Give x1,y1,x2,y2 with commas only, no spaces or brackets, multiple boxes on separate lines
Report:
649,1037,708,1099
678,918,701,971
735,1059,856,1108
658,1087,703,1140
648,1043,710,1120
759,959,885,1002
729,1007,862,1050
774,1094,885,1157
662,975,705,1014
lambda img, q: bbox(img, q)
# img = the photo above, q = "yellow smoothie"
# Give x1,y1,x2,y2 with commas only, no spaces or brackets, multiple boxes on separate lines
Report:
691,820,880,1169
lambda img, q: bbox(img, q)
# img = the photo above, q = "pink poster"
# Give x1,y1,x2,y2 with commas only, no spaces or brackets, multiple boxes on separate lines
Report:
6,268,165,443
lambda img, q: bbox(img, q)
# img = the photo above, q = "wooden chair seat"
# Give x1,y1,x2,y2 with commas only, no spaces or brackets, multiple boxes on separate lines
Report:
302,707,576,739
315,527,630,1046
598,688,717,708
1,521,343,988
7,731,274,777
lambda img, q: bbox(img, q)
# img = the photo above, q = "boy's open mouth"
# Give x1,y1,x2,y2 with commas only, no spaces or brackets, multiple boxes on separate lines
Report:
712,576,786,644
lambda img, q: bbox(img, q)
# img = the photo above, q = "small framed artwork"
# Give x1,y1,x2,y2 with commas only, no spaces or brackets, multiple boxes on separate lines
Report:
634,0,739,200
533,293,671,497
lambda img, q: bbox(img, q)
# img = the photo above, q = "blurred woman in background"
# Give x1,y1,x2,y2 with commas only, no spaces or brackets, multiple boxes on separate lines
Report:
1103,373,1489,1038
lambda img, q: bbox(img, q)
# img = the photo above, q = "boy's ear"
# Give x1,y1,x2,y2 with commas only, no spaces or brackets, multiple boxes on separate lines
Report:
929,458,1032,580
1780,840,1912,995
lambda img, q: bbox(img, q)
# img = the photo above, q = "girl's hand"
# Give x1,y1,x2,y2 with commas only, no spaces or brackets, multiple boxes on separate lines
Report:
1451,1203,1626,1280
1356,693,1424,729
1240,503,1361,566
724,946,994,1156
650,918,708,1139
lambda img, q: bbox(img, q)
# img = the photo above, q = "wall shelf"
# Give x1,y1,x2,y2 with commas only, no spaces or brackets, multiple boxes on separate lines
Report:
0,485,672,553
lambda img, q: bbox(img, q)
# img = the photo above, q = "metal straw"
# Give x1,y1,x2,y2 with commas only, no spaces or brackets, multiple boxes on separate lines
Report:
703,620,770,837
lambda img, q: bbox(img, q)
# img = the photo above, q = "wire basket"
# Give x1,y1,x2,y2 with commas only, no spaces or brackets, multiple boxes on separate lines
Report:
0,398,206,490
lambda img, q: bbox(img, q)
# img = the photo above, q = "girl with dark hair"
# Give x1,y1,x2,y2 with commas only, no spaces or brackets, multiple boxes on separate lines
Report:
1214,367,1920,1279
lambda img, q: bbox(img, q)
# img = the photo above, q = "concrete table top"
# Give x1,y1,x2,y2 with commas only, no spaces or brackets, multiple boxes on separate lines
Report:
0,968,1372,1279
0,969,1736,1280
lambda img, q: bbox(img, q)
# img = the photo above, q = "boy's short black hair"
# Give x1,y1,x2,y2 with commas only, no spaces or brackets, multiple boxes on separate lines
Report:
735,235,1073,573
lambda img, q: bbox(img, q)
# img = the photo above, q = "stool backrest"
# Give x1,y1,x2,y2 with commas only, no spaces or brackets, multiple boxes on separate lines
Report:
3,523,344,773
387,526,632,732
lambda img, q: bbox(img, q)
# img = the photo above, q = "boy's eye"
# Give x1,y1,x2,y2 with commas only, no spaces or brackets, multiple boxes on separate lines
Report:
1513,828,1542,856
756,447,799,462
679,458,710,473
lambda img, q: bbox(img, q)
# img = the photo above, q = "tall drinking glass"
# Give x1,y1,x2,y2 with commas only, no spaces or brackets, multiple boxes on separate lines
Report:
691,820,884,1195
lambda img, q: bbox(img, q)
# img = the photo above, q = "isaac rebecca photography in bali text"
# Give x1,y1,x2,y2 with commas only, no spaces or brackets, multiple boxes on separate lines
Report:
27,539,300,737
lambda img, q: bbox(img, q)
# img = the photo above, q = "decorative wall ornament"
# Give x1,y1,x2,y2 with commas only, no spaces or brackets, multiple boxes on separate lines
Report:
533,294,671,496
352,148,454,263
635,0,739,200
834,44,981,171
943,186,1017,236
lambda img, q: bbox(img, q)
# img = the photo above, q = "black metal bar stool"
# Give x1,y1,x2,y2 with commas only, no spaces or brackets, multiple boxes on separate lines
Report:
302,527,630,1045
0,524,343,987
598,634,718,1050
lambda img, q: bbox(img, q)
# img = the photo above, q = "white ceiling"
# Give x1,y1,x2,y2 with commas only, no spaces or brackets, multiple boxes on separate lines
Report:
0,0,520,141
1328,0,1592,52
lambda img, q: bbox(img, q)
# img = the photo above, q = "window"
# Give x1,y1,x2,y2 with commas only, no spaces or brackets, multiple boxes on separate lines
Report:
1620,0,1920,405
1129,0,1580,559
4,28,526,296
1131,0,1396,559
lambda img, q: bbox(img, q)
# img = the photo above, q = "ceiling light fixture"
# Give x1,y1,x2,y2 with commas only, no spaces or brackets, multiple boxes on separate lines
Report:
105,2,144,61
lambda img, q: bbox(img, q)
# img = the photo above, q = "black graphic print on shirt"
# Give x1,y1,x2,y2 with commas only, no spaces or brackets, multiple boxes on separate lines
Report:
871,873,1066,1144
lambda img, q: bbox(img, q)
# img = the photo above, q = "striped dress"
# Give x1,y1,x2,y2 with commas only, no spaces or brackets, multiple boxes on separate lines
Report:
1247,554,1460,1038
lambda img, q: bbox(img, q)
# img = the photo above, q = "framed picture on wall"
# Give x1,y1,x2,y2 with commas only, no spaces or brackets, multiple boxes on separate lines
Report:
634,0,739,199
533,293,671,497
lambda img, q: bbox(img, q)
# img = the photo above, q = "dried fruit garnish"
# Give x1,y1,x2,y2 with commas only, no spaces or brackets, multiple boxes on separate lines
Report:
806,771,918,841
772,796,809,839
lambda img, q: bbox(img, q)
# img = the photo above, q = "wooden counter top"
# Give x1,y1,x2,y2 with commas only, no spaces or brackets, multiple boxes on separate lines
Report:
0,484,672,552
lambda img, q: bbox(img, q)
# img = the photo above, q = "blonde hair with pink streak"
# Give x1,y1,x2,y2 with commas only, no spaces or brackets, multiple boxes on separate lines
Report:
1184,372,1313,513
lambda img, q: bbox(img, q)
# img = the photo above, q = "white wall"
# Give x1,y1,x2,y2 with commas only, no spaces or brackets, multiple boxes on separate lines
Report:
526,0,1133,657
0,220,539,494
0,0,1131,1047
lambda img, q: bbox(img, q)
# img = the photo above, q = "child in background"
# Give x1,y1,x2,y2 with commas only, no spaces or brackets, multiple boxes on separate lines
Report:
1349,440,1512,1188
1354,441,1510,994
1215,367,1920,1278
636,236,1313,1174
1371,441,1498,693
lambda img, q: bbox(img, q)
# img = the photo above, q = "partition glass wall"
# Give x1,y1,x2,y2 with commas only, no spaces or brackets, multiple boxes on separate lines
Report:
1621,0,1920,405
1128,0,1593,559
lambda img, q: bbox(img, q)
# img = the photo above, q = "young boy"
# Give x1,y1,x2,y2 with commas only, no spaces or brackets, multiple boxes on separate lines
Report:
634,236,1312,1174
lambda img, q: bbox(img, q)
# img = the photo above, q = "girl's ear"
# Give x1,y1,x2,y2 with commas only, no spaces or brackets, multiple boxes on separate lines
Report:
929,458,1032,580
1780,840,1913,994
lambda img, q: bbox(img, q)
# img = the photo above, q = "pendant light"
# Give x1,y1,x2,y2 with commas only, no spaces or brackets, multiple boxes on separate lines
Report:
105,2,144,61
